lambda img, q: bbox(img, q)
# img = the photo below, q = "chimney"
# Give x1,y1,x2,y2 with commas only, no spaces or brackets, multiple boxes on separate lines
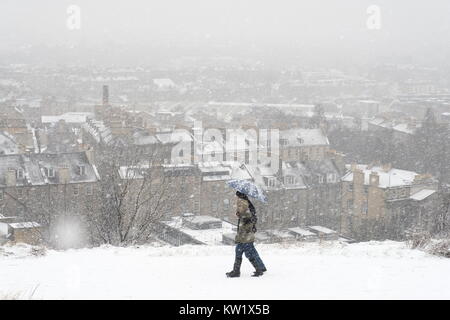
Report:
353,168,364,185
102,85,109,106
369,172,380,186
85,147,95,165
58,166,70,184
382,163,392,172
5,168,17,187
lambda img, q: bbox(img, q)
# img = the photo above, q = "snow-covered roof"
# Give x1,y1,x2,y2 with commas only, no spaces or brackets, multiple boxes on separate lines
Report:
184,215,222,225
119,163,198,180
42,112,93,124
0,131,19,155
280,128,329,147
410,189,436,201
308,226,337,235
198,161,252,182
266,229,296,240
156,130,193,144
8,222,41,229
161,216,235,245
288,227,316,237
342,165,419,188
82,120,113,144
393,123,416,134
0,152,100,187
368,118,419,135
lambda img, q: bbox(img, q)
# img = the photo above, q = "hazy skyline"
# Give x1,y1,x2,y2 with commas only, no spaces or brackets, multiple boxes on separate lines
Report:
1,0,450,67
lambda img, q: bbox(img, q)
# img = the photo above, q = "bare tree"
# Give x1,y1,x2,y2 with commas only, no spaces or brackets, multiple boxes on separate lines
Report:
84,141,183,246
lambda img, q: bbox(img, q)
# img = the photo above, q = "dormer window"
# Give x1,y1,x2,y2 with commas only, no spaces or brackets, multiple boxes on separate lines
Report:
327,173,336,183
16,169,24,179
78,165,86,176
267,177,276,187
285,175,295,185
44,167,55,178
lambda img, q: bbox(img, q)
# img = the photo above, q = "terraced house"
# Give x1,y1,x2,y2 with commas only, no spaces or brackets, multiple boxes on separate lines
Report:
341,164,440,241
0,151,100,244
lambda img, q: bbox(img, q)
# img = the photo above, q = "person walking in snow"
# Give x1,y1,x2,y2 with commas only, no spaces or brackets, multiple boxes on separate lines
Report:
226,191,267,277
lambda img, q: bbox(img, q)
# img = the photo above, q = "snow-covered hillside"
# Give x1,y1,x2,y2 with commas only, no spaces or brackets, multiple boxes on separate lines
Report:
1,241,450,299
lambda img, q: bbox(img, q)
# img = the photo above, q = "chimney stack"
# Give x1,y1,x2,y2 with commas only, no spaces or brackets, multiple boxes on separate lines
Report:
5,168,17,187
85,147,95,165
58,167,70,184
369,172,380,186
382,163,392,172
102,85,109,106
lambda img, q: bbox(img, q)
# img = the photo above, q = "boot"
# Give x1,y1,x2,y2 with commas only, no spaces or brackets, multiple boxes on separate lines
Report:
249,258,265,277
226,258,242,278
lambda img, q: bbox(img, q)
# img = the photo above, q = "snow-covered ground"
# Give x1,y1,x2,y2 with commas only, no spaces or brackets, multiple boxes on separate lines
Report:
1,241,450,299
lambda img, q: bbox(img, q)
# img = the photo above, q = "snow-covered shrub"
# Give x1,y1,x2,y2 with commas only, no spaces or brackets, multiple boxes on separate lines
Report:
406,230,431,249
427,240,450,258
31,246,47,257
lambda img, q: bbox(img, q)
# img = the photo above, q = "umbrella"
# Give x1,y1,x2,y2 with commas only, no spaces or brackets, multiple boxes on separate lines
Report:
226,179,268,203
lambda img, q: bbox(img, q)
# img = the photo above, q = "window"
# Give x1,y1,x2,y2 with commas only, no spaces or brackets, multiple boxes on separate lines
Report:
348,183,353,192
318,175,324,184
362,201,368,214
327,173,336,183
44,167,55,178
364,186,369,194
17,188,24,198
86,185,93,195
267,177,276,187
211,201,218,212
0,190,3,201
73,185,79,196
16,169,24,179
347,199,353,210
280,138,288,146
223,198,230,209
78,165,86,176
285,175,295,185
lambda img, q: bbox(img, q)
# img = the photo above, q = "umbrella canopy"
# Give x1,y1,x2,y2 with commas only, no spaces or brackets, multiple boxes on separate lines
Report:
226,179,268,203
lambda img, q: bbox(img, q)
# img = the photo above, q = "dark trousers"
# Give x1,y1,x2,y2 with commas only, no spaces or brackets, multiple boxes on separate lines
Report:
235,242,266,270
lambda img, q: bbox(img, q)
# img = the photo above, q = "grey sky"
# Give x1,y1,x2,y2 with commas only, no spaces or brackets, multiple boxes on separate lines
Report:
0,0,449,66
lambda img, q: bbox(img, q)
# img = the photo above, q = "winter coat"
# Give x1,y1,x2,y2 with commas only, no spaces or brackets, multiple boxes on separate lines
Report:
235,197,255,243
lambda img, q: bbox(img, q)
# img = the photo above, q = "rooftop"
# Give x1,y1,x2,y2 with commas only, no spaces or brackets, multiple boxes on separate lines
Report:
280,128,329,147
308,226,337,235
342,164,420,188
410,189,436,201
8,222,41,229
161,216,235,245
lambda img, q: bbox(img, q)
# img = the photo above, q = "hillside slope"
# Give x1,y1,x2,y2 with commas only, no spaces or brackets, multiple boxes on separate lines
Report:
1,241,449,299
